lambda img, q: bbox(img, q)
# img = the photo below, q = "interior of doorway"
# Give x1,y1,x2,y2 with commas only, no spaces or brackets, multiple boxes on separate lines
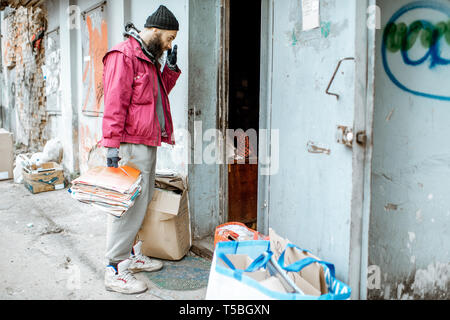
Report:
227,0,262,230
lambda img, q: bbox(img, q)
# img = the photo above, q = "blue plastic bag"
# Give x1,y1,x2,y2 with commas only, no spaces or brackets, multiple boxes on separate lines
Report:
206,240,351,300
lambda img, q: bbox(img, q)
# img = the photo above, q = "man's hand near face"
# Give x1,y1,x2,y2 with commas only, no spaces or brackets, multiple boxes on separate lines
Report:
167,45,178,70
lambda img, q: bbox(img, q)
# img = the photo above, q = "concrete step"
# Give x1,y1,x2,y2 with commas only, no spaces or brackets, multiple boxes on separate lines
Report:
191,236,214,261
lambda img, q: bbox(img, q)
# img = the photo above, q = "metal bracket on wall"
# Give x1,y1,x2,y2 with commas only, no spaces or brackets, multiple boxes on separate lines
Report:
326,57,355,100
82,0,107,20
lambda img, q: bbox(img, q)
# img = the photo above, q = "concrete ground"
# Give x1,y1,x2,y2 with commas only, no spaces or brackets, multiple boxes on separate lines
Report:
0,179,208,300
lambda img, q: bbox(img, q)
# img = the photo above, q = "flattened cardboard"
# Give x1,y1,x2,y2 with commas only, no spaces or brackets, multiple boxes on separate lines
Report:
148,188,181,217
137,175,191,261
0,129,14,181
219,253,287,294
269,228,328,296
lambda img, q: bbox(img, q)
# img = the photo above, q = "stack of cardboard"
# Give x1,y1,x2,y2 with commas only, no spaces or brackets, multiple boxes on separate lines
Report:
69,166,142,218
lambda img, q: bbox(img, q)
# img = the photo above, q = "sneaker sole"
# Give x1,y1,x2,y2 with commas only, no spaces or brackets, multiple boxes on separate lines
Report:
129,264,163,274
105,285,148,295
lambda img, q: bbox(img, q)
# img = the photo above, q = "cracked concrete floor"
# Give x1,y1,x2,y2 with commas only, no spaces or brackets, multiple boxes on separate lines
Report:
0,180,207,300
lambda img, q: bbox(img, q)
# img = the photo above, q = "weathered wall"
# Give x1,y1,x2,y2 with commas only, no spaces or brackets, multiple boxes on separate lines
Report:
1,5,49,154
369,0,450,300
42,0,62,141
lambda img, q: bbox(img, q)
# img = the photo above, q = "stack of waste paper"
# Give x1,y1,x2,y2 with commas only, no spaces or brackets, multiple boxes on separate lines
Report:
69,166,142,218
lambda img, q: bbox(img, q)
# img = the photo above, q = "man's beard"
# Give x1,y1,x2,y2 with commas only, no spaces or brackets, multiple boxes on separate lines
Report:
146,33,164,62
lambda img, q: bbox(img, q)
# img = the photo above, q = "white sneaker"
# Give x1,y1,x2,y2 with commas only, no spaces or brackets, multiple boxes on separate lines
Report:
105,259,148,295
128,241,163,273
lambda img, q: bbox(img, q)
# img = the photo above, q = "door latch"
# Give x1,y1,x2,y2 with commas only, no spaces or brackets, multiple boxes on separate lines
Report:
336,126,367,148
336,126,354,148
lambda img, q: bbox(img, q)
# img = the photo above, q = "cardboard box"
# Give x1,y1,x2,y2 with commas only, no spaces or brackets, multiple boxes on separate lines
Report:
136,175,192,260
0,129,14,181
23,162,66,194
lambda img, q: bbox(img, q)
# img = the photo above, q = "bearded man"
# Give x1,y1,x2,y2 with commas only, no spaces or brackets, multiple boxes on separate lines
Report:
100,5,181,295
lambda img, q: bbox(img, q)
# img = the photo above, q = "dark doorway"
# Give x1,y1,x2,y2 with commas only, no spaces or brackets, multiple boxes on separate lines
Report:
227,0,261,229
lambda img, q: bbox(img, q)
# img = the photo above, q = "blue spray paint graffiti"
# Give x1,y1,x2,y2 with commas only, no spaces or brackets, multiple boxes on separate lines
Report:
382,1,450,101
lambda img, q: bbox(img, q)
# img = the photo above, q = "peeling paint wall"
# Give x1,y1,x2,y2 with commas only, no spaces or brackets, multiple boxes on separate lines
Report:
42,0,62,142
1,5,49,153
370,0,450,300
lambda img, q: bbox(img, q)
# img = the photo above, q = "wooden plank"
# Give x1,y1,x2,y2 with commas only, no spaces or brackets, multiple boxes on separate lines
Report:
228,163,258,224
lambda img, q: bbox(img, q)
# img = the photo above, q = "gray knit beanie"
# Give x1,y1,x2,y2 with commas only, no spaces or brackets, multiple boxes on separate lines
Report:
144,5,179,31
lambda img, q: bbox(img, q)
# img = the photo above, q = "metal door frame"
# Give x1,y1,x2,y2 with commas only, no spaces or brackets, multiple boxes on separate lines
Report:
348,0,377,300
257,0,274,236
218,0,230,226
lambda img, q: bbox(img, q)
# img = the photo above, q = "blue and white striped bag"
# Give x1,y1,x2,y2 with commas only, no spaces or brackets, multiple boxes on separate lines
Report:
206,240,351,300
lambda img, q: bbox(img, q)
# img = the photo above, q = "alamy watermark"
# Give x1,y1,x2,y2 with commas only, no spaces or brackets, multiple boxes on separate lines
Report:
367,265,381,290
67,5,81,30
367,5,382,30
172,123,280,176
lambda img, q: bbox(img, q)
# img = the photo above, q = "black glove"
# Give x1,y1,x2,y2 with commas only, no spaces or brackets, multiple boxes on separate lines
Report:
167,45,178,69
106,148,120,168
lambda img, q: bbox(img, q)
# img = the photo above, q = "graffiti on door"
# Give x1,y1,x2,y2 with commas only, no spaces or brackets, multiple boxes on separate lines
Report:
382,1,450,101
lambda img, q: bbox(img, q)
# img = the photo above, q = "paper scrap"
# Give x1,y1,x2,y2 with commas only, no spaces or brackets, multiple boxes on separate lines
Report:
302,0,320,31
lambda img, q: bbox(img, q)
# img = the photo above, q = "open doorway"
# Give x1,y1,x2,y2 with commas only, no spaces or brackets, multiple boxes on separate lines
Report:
227,0,261,230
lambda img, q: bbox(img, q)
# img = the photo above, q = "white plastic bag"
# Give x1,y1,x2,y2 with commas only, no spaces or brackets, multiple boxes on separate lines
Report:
13,154,31,184
43,139,63,163
30,152,49,167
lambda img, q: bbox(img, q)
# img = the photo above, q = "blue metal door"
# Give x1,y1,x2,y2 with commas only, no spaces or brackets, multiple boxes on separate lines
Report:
259,0,374,298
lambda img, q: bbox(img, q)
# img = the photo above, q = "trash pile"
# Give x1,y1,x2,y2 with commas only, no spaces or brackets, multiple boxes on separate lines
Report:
214,222,268,248
206,223,352,300
14,139,64,184
12,139,65,194
69,166,142,218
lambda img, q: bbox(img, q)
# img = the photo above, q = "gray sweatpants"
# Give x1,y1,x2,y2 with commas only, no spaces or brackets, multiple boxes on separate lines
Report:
105,143,157,264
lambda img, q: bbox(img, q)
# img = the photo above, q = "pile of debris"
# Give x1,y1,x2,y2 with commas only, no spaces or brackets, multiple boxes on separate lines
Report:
13,138,65,194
